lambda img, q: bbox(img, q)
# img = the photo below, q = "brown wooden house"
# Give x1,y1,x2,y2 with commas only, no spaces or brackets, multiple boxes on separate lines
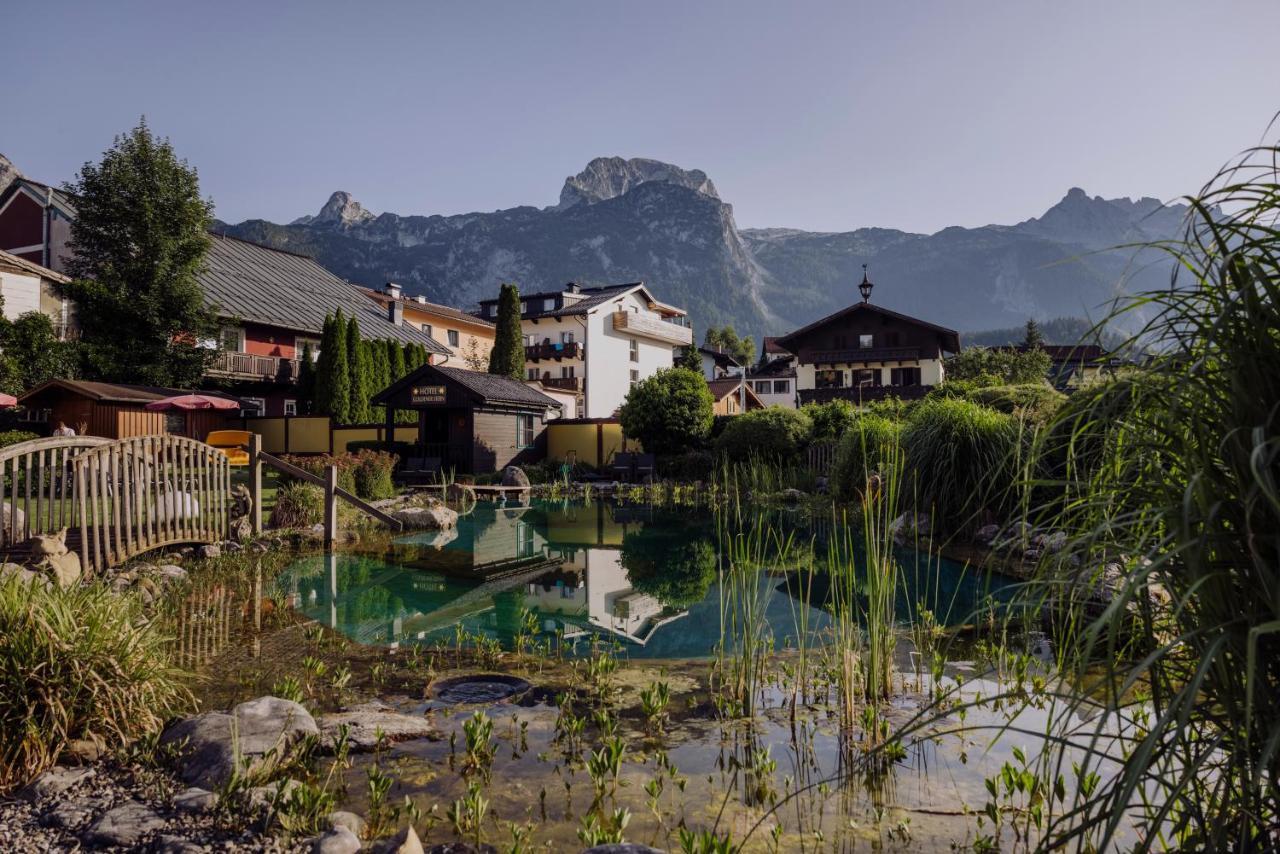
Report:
372,364,561,474
18,380,241,440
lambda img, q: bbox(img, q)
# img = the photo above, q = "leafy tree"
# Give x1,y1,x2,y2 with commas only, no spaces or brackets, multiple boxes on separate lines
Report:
462,337,487,371
487,283,525,380
621,526,716,607
944,347,1051,385
678,344,703,373
296,341,316,414
803,399,858,442
703,325,754,367
1022,318,1045,350
62,119,218,386
0,310,78,394
715,407,813,463
316,310,351,422
618,368,714,455
346,315,372,423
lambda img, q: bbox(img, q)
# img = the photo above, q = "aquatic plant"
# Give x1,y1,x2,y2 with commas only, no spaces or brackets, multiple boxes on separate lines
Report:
461,710,496,774
639,680,671,734
0,576,191,793
447,780,489,846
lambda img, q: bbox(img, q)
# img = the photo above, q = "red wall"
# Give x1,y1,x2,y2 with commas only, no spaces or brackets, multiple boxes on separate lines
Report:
244,324,298,358
0,191,44,252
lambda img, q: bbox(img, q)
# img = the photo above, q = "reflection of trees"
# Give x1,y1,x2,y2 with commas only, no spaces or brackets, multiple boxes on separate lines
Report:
621,525,717,607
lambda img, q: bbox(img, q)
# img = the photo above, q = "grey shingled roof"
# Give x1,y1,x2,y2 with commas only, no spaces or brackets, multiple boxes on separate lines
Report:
477,283,643,321
201,234,451,355
372,364,559,410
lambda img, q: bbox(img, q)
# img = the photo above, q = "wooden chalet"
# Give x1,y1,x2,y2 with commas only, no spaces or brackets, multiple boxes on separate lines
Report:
18,380,242,440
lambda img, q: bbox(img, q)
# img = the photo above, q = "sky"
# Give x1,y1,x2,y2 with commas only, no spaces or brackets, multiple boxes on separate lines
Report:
4,1,1278,234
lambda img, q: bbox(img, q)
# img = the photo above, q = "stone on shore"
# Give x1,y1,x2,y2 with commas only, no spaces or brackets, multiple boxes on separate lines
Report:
319,702,436,752
393,503,458,530
19,766,94,802
160,695,318,789
82,800,165,847
313,825,362,854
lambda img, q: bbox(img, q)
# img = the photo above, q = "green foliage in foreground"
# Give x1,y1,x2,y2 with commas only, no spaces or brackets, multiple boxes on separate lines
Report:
715,406,812,463
963,383,1066,424
830,414,902,500
803,399,858,442
618,368,714,455
0,576,190,793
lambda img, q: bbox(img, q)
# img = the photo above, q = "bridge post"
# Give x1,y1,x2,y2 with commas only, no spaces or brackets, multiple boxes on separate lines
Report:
323,464,338,549
249,433,263,535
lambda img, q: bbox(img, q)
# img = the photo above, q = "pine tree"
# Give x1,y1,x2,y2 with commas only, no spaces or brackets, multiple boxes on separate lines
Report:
346,315,371,423
63,119,219,385
368,339,390,421
678,344,703,372
327,311,351,423
297,341,316,414
1022,318,1045,350
488,283,525,380
390,339,408,379
314,311,341,417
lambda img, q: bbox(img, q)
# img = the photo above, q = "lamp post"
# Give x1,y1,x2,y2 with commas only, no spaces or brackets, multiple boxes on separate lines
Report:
859,264,874,303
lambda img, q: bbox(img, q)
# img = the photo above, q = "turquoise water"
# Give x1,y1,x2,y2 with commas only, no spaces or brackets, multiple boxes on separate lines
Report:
275,499,1020,658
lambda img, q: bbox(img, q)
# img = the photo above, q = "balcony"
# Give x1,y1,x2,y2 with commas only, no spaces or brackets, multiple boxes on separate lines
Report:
525,341,584,361
808,346,920,365
536,376,583,392
207,351,302,383
611,311,693,346
799,384,930,406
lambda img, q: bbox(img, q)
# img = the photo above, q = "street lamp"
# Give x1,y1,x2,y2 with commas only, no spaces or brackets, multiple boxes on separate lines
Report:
859,264,874,303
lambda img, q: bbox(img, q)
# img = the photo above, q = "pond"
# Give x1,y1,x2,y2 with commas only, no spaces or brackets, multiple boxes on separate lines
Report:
274,498,1023,658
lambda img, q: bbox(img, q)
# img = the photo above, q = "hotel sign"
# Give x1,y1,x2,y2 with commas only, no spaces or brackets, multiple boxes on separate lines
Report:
411,384,447,404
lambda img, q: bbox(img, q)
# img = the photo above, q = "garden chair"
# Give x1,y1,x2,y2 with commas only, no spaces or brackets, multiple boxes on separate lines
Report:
633,453,656,482
610,452,635,482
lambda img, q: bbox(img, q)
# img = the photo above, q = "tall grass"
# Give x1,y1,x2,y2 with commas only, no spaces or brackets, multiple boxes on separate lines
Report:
0,576,191,792
1030,137,1280,849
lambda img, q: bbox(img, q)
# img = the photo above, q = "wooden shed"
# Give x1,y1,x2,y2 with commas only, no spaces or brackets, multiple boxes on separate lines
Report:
18,380,241,440
372,364,561,474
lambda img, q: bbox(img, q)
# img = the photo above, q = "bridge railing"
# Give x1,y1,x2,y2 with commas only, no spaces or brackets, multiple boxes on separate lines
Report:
0,436,113,549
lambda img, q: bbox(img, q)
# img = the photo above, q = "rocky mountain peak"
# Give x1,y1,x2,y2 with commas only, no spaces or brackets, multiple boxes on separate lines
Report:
300,191,375,228
555,157,719,210
0,153,22,198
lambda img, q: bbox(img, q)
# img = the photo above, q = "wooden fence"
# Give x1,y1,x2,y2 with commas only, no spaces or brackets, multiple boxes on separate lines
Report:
807,440,838,476
0,436,112,547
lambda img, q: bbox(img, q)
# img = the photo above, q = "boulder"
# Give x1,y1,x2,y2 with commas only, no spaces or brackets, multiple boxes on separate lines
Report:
247,777,303,811
40,796,100,830
1042,531,1068,553
974,524,1001,546
1,561,41,585
446,483,477,505
83,800,166,847
20,766,94,802
155,564,189,583
889,511,932,546
157,835,206,854
371,825,426,854
198,543,221,559
326,810,366,838
173,787,217,813
314,826,362,854
394,504,458,531
160,696,318,789
318,702,436,752
501,466,531,488
230,515,254,543
780,488,805,503
1,502,25,537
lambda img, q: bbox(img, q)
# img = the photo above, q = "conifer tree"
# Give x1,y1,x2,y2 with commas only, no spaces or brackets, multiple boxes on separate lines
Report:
346,315,371,423
326,311,351,422
678,344,703,373
390,339,408,379
297,341,316,414
368,339,390,421
1022,318,1045,350
487,283,525,380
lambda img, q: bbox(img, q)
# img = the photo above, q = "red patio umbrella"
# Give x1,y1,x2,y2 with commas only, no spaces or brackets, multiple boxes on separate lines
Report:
144,393,242,411
0,393,17,407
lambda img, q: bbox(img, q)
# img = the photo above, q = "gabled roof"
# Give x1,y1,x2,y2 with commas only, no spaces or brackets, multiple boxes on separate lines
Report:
201,233,450,354
762,336,790,356
747,357,796,379
359,287,495,330
0,248,70,284
698,346,741,369
19,379,243,406
0,178,77,218
776,301,961,353
372,364,559,410
476,282,685,321
707,378,765,409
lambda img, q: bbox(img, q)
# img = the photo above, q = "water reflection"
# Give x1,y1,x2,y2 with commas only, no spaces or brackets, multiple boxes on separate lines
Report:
275,499,1020,657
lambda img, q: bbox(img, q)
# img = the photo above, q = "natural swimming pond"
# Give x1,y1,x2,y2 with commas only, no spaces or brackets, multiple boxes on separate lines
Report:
274,499,1023,658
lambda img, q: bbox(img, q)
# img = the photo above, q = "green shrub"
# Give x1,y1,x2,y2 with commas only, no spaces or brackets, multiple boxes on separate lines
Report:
0,576,190,793
347,440,415,463
268,481,324,529
617,368,714,455
0,430,39,449
715,407,813,463
830,414,902,500
803,399,858,442
901,397,1023,533
965,383,1066,423
281,453,358,494
656,450,715,482
352,450,397,500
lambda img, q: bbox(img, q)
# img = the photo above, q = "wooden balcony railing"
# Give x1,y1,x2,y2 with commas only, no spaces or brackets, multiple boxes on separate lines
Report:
611,311,693,346
525,341,584,361
207,352,302,383
537,376,583,392
808,346,921,365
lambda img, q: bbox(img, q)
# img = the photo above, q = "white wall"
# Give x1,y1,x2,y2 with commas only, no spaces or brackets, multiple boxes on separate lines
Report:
750,378,797,409
0,271,41,320
795,358,945,391
583,291,676,418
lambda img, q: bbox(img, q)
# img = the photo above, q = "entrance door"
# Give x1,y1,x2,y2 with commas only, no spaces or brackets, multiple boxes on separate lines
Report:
421,410,450,462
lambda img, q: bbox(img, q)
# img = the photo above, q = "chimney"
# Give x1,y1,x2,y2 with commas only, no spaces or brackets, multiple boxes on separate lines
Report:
385,282,402,300
565,282,580,294
388,300,404,326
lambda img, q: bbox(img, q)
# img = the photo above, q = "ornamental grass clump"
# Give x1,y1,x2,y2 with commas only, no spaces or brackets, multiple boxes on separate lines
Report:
901,396,1023,534
0,576,190,793
830,413,902,501
269,481,324,529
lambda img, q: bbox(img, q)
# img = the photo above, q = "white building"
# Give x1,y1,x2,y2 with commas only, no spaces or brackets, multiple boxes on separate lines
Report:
476,283,692,419
694,345,741,380
0,249,76,340
746,336,798,409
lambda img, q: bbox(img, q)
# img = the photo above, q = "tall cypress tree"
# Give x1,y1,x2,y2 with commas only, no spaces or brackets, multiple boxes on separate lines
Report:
488,283,525,380
315,311,341,417
368,339,389,421
328,311,351,423
390,339,408,379
346,315,371,423
297,341,317,414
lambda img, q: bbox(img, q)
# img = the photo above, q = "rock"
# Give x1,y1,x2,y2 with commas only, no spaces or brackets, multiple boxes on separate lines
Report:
974,524,1001,545
173,786,217,813
314,825,362,854
318,702,435,752
889,511,932,546
157,835,206,854
40,796,99,830
1043,531,1068,553
422,843,496,854
326,810,366,838
230,515,254,543
198,543,221,559
64,734,104,764
156,563,188,582
446,483,477,504
222,540,244,554
373,824,426,854
83,800,165,847
781,488,805,502
998,521,1034,552
247,777,303,811
160,696,319,789
20,766,94,802
1,561,41,585
1023,547,1044,562
249,539,271,553
1,502,26,537
393,505,458,531
501,466,530,488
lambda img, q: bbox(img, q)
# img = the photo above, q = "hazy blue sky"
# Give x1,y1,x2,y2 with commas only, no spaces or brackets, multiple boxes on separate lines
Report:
4,1,1277,233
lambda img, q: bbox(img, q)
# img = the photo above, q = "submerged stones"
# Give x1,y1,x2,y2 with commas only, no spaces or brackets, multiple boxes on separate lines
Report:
427,673,532,705
318,701,437,751
160,695,318,789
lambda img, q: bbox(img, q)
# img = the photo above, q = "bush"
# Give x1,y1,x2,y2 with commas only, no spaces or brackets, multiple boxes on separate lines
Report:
0,430,39,449
715,406,812,463
830,414,902,500
656,450,715,482
352,450,397,500
901,397,1023,534
0,576,190,793
945,347,1051,384
268,481,324,529
347,440,415,463
803,399,858,442
964,383,1066,423
617,368,714,455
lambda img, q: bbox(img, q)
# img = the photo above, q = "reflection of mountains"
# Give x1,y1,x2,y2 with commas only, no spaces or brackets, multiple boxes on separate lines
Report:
280,501,711,650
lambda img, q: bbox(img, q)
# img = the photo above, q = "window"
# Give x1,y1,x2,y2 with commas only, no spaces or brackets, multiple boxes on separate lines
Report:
560,331,575,344
890,367,922,386
240,397,265,417
854,369,878,386
815,369,844,389
544,298,556,312
283,399,297,416
859,334,874,349
220,327,244,352
447,329,460,347
773,380,791,394
527,368,540,380
753,381,770,394
294,336,320,359
525,334,539,347
630,369,640,386
423,324,433,339
164,412,186,435
629,339,639,362
560,366,575,378
516,414,536,449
